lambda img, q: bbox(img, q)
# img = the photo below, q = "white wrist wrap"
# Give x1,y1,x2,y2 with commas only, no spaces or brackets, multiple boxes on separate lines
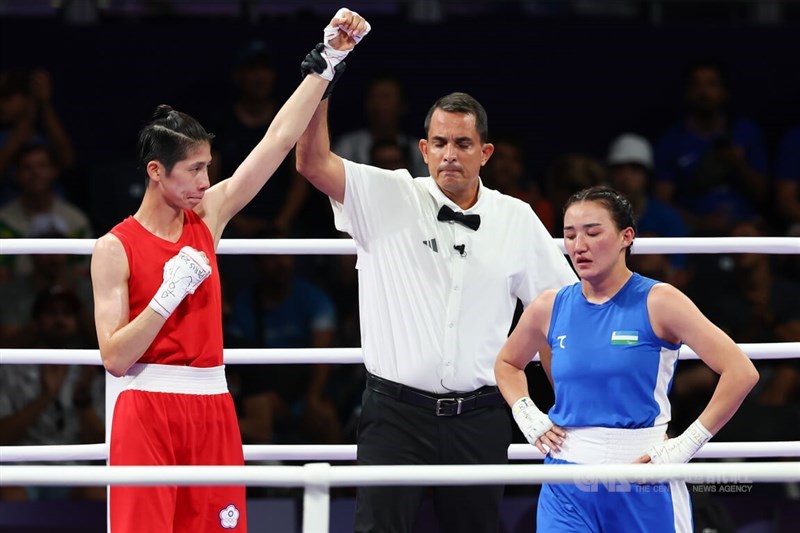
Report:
318,7,371,81
148,246,212,319
512,396,555,447
647,419,712,464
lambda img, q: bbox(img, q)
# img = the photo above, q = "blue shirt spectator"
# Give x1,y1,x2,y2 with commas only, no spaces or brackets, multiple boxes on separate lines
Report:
225,247,341,445
652,61,769,234
654,119,766,218
775,126,800,230
227,276,335,348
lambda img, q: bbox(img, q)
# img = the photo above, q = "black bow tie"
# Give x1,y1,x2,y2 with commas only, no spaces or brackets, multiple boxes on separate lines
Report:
437,205,481,231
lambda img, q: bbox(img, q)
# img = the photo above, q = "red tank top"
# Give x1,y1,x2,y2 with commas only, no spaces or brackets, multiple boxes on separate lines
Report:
110,210,223,367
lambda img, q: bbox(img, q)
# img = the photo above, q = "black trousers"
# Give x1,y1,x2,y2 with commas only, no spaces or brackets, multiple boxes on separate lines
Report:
354,388,512,533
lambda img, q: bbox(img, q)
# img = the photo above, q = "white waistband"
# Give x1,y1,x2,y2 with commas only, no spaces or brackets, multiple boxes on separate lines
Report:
120,363,228,395
549,425,667,464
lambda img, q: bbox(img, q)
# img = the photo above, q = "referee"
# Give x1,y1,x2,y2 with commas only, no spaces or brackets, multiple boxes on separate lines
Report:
296,89,577,532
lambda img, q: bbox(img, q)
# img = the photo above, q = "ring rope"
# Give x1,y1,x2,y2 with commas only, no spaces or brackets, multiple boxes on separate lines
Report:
1,462,797,487
2,236,799,256
2,441,800,463
2,342,798,366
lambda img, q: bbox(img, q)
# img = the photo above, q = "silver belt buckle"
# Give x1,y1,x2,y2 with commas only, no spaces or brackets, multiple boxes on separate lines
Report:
435,397,463,416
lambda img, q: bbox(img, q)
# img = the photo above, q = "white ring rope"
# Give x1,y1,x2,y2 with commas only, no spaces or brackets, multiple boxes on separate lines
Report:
0,443,107,462
0,347,365,365
2,236,799,255
2,441,800,463
2,342,798,366
1,462,797,487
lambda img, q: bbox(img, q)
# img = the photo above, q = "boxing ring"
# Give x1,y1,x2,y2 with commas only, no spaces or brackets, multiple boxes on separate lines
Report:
2,236,800,532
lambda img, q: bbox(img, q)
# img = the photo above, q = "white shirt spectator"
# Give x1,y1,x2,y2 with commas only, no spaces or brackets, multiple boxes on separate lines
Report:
333,130,429,177
0,203,94,277
332,159,576,393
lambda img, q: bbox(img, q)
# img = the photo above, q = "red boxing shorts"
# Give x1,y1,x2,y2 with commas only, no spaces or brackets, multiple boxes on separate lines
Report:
109,364,247,532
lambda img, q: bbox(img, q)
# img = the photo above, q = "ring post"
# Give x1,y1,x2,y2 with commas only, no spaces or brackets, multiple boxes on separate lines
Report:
303,462,332,533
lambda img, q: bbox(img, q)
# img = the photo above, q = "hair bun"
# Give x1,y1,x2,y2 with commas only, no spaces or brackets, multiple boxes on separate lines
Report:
152,104,174,120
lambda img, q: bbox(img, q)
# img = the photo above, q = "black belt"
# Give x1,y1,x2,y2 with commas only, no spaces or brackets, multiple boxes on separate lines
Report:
366,373,506,416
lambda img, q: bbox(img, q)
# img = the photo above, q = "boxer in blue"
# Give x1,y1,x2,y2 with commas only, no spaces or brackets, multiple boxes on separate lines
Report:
495,185,759,532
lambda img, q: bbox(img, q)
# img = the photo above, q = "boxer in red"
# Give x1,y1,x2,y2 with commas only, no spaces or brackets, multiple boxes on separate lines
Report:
90,9,371,531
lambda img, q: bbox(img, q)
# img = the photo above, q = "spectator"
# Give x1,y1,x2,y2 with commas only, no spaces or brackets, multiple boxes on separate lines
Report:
226,228,341,445
333,72,428,176
653,59,769,235
774,125,800,282
607,133,689,288
675,218,800,442
313,229,364,442
208,40,310,238
544,153,606,236
484,133,555,235
0,69,76,204
368,138,411,170
774,125,800,232
0,286,103,501
208,40,316,295
0,226,94,348
0,144,93,279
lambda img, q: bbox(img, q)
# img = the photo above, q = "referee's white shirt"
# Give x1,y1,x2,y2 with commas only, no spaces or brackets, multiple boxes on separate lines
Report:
331,159,577,394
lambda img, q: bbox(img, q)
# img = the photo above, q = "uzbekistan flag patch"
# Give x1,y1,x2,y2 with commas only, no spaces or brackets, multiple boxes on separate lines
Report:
611,331,639,345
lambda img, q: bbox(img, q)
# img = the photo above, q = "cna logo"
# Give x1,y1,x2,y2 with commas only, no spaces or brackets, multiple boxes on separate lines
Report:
219,504,240,529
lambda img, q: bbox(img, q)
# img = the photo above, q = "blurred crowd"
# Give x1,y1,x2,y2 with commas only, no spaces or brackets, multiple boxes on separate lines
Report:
0,20,798,514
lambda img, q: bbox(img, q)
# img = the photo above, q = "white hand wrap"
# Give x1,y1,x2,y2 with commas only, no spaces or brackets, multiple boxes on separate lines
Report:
647,419,712,464
318,7,371,81
148,246,212,319
512,396,555,447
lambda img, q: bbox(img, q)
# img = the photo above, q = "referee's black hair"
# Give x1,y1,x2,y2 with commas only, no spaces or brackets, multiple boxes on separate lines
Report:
423,92,489,143
564,185,637,258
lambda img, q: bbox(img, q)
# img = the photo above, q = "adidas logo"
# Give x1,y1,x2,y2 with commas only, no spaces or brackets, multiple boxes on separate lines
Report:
422,238,438,253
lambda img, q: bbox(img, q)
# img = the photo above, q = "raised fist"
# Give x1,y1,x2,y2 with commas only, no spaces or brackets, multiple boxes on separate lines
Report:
309,8,371,83
325,8,371,52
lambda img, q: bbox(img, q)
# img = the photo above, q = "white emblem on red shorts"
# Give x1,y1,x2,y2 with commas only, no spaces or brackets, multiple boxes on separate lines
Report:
219,504,240,529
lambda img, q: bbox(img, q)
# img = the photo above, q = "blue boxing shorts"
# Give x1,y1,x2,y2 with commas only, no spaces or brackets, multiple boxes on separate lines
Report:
537,456,692,532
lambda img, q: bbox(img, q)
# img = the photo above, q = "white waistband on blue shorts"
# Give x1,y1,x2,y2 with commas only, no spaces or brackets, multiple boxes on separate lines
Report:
549,425,667,464
120,363,228,395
